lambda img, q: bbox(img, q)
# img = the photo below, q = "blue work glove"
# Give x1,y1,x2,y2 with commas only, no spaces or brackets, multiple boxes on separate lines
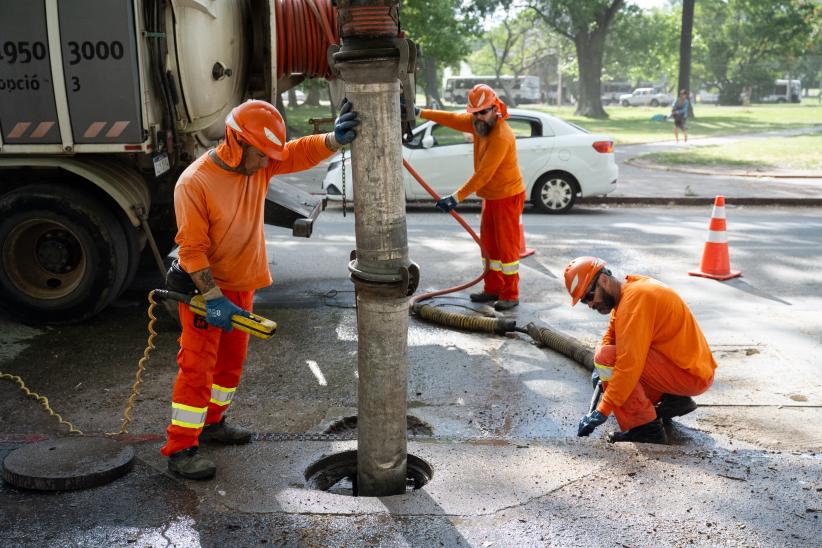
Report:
334,98,360,145
591,370,600,389
435,194,458,213
205,296,251,331
577,410,607,437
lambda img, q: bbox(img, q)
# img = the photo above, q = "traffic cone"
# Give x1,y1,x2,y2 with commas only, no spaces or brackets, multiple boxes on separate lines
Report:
689,195,741,280
519,215,535,258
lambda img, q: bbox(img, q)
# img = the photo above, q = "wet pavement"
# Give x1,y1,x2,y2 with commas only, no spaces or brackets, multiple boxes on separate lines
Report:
2,204,821,546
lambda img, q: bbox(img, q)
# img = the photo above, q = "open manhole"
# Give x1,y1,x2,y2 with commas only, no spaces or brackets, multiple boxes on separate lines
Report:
305,450,432,496
323,415,433,436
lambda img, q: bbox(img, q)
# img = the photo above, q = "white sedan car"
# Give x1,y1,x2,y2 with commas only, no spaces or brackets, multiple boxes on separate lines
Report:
322,108,618,213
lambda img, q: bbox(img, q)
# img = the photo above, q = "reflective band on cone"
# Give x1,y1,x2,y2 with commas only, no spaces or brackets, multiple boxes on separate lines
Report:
689,195,741,280
519,215,535,258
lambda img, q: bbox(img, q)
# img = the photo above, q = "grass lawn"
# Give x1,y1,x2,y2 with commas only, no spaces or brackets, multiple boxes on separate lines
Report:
635,134,822,171
284,99,822,153
527,103,822,145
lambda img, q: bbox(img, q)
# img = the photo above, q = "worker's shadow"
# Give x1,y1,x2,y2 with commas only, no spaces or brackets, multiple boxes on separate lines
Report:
379,488,472,547
723,278,792,305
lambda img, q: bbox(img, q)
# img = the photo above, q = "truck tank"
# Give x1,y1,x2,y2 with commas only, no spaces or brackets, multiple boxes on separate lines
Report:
0,0,335,324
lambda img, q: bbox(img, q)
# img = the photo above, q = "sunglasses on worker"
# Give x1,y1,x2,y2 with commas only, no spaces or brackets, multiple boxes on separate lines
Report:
472,106,494,116
580,273,600,304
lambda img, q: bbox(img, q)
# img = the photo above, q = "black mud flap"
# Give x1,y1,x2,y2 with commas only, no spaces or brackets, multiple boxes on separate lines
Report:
264,178,327,238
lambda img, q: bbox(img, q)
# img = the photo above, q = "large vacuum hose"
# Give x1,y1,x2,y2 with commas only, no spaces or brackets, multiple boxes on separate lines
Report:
522,323,594,373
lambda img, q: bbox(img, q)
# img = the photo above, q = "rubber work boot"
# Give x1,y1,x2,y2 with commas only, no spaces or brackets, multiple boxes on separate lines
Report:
607,418,668,444
494,299,519,311
470,292,499,303
656,394,698,422
168,447,216,480
199,417,253,445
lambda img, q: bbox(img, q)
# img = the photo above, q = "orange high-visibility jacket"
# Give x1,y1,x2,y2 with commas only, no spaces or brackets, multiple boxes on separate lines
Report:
596,275,717,416
175,134,332,291
419,110,525,202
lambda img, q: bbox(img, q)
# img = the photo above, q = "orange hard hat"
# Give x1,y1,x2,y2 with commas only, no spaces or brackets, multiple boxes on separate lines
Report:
467,84,498,113
564,256,607,306
225,100,287,161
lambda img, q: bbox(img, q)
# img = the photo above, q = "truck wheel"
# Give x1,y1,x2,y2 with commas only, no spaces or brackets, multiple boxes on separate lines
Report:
650,99,660,107
0,185,130,323
531,173,578,214
621,100,630,107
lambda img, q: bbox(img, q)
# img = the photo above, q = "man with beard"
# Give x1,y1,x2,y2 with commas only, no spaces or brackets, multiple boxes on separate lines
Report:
163,99,359,479
563,256,717,444
418,84,525,311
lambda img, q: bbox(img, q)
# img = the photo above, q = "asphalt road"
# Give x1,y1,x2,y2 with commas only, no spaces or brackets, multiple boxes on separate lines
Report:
1,205,820,546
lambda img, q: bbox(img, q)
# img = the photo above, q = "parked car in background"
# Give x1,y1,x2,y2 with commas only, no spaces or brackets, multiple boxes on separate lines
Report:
760,79,801,103
323,109,618,214
601,81,633,105
444,76,542,105
619,87,674,107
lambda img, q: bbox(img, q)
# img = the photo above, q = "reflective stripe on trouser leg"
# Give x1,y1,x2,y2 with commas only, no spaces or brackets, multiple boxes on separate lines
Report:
480,192,525,300
171,402,207,429
210,384,237,407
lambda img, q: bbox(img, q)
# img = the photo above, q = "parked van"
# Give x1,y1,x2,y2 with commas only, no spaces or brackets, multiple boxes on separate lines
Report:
444,75,541,104
601,81,632,105
760,79,801,103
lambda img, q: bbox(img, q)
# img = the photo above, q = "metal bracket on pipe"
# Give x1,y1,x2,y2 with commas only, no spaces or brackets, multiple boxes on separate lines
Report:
348,252,419,297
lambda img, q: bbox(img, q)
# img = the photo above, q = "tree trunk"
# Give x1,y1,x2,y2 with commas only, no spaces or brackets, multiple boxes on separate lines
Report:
287,89,298,107
420,57,442,108
574,32,607,118
678,0,695,118
305,84,321,106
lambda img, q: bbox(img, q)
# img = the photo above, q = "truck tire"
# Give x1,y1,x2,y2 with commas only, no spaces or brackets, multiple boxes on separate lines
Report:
650,99,660,107
622,100,630,107
0,184,130,323
531,172,578,214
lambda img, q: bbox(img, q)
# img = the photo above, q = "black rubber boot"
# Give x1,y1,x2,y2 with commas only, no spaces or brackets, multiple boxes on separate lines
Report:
199,417,253,445
656,394,698,421
470,292,499,303
168,447,216,480
607,418,668,444
494,299,519,311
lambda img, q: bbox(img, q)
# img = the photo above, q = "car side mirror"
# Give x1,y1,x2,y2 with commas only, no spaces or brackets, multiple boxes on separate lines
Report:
422,135,435,149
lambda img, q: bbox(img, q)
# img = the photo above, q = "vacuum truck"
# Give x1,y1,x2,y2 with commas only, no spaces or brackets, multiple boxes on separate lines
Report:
0,0,336,323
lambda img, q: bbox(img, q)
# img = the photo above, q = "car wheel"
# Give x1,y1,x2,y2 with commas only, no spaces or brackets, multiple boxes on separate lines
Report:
621,100,630,107
650,99,659,107
532,173,578,214
0,184,130,323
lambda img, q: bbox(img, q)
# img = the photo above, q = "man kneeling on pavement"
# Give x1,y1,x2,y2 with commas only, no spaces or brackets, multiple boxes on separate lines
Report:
564,256,717,444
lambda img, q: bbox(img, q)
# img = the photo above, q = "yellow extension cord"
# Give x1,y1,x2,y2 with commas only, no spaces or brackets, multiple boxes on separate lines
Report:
0,290,160,437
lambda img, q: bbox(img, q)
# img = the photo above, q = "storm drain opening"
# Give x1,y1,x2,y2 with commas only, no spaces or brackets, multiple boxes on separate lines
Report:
323,415,433,436
304,450,433,496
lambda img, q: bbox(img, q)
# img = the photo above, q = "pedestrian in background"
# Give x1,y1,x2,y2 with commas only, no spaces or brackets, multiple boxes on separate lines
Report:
418,84,526,311
672,89,690,143
564,256,716,444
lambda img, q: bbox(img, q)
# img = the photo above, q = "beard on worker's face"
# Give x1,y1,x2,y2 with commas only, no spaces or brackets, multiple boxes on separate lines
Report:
596,291,616,315
472,116,495,136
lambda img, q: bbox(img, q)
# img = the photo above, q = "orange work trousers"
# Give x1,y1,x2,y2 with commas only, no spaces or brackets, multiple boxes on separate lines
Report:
595,344,714,431
160,289,254,456
480,192,525,301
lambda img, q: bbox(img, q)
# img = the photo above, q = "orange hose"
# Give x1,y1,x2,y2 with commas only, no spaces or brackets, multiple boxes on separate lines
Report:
403,159,489,306
275,0,339,79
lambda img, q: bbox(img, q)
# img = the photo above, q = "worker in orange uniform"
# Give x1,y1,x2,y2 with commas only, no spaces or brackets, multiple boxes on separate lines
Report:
563,256,716,444
163,99,360,479
419,84,526,311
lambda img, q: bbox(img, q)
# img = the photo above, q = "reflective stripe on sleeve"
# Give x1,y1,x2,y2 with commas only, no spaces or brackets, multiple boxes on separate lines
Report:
594,362,614,381
171,402,207,429
210,383,237,407
500,260,519,276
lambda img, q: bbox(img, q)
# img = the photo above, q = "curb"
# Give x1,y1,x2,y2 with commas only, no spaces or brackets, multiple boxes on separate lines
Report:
624,159,822,179
577,196,822,207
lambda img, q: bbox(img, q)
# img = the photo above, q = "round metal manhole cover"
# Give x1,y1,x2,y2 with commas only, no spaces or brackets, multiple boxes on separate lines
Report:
304,450,433,496
2,437,134,491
